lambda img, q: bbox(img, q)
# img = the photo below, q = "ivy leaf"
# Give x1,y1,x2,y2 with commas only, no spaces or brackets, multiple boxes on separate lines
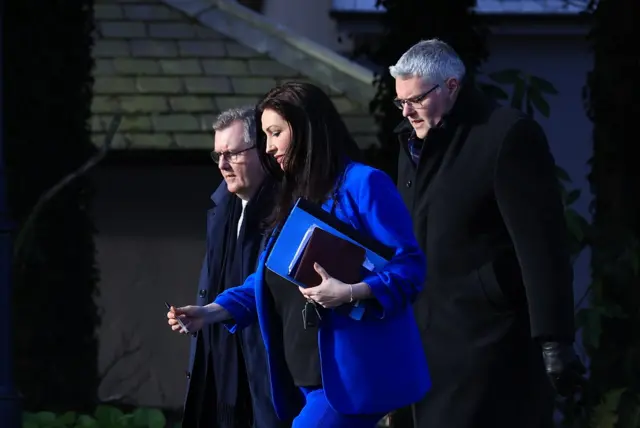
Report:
565,209,587,242
589,388,626,428
146,409,166,428
488,69,521,85
23,412,39,425
477,82,509,101
530,75,559,95
34,412,57,424
566,189,581,205
525,99,534,117
76,415,97,427
558,184,569,201
627,399,640,428
576,307,601,349
590,278,604,302
95,405,124,424
59,411,77,425
511,79,526,110
599,303,628,319
132,408,166,428
528,87,551,118
556,166,572,182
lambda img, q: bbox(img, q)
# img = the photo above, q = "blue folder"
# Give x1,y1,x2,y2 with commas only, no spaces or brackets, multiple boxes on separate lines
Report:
265,198,394,319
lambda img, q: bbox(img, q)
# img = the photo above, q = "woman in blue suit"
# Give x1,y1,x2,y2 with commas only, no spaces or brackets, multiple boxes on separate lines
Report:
168,82,430,427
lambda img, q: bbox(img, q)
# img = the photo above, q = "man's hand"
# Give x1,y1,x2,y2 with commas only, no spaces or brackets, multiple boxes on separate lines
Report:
167,303,233,334
167,305,208,334
541,341,586,397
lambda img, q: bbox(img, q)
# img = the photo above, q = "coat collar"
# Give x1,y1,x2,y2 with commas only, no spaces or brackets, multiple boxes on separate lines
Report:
211,180,230,206
393,119,413,136
210,177,277,217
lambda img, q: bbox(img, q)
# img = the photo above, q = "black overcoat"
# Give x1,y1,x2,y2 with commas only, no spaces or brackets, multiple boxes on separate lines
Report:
396,85,575,428
183,181,290,428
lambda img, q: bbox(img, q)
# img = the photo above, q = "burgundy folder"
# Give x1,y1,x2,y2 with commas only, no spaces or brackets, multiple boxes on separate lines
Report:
291,227,366,288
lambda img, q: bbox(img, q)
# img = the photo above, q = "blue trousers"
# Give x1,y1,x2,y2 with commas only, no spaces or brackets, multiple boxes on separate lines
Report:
292,387,385,428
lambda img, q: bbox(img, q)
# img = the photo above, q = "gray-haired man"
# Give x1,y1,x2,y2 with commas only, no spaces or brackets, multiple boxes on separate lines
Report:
182,107,290,428
389,39,584,428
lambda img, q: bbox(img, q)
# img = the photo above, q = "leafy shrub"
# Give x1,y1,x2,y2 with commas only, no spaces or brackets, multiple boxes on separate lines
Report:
22,405,178,428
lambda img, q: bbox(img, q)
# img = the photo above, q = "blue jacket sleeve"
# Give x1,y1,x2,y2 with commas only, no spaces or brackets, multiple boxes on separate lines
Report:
213,250,266,332
357,169,427,317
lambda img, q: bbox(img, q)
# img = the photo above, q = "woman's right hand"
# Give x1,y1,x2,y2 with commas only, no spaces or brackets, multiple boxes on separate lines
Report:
167,305,208,334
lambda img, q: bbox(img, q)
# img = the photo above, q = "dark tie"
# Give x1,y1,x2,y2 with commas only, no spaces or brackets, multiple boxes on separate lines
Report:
408,135,423,165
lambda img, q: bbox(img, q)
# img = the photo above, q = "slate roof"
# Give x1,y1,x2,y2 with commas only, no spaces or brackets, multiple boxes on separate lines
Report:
91,0,378,150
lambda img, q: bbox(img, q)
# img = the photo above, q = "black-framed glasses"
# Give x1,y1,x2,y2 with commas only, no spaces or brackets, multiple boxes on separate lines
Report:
393,84,440,110
211,145,256,164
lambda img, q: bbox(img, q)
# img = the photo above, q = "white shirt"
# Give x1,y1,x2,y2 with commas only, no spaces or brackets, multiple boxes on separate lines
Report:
237,198,248,238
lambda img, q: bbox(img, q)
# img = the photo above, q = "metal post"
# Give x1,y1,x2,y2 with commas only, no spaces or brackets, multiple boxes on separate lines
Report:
0,0,22,424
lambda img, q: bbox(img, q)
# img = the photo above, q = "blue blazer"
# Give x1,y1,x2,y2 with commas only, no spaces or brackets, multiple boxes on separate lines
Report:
215,162,431,419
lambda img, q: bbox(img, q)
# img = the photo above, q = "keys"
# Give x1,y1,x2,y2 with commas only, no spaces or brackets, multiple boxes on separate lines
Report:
302,298,322,329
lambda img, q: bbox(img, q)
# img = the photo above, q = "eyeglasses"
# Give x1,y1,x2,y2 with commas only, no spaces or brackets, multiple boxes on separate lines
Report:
393,84,440,110
211,145,256,164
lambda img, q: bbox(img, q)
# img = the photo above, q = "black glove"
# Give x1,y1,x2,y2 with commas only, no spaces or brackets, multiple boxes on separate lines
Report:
541,341,586,397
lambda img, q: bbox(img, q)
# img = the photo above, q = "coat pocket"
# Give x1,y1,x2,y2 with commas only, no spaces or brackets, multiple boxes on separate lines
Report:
476,262,509,311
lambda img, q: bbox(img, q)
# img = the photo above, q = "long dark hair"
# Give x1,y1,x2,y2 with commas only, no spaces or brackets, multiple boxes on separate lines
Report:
255,82,362,229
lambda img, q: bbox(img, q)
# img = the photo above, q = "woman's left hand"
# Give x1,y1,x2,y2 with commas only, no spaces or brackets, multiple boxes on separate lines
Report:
299,263,351,308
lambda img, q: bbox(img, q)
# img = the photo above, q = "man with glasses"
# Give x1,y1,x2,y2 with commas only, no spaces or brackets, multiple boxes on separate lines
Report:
182,106,290,428
389,39,584,428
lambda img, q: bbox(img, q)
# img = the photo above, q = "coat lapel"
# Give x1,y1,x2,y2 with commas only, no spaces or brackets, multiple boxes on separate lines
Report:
418,122,472,210
206,182,234,297
394,84,485,212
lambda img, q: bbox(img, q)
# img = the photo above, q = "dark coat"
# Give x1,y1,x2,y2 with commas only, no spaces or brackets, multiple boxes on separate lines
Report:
183,181,290,428
396,85,574,428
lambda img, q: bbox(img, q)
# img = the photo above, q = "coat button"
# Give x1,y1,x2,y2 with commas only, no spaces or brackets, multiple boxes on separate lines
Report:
185,371,191,379
198,289,206,298
406,180,412,188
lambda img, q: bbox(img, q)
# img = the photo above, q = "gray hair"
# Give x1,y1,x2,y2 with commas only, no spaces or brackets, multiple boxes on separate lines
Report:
212,106,256,146
389,39,466,83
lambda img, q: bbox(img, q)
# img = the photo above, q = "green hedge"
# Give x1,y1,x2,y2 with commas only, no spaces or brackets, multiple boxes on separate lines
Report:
23,406,178,428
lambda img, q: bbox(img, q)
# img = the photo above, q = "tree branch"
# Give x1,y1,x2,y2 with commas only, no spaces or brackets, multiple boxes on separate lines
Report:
98,328,150,403
12,114,122,268
99,329,142,381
